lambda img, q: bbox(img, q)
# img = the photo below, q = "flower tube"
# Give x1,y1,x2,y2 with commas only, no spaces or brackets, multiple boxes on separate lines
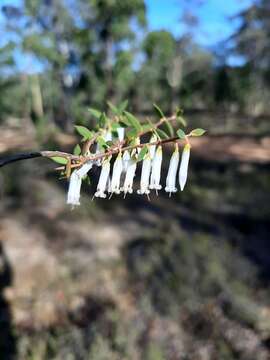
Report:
110,152,123,195
122,158,137,196
149,146,162,192
179,143,190,191
149,134,157,159
67,170,82,206
165,144,179,196
94,157,111,198
137,154,151,195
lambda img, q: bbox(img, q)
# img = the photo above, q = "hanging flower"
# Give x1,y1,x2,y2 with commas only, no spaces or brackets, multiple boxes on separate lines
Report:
94,157,111,198
109,152,123,195
149,134,157,159
121,158,137,196
122,150,131,172
137,154,151,195
179,143,190,191
76,161,93,178
67,170,82,206
165,144,179,196
117,127,125,141
149,146,162,192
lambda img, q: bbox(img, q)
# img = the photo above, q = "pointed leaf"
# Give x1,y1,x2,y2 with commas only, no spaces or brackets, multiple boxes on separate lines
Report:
98,112,108,128
88,108,102,119
164,120,174,137
177,129,186,139
190,128,206,137
153,103,165,119
124,111,142,131
73,144,81,155
156,128,169,139
75,126,93,140
119,100,128,113
51,157,68,165
176,116,187,127
107,101,119,115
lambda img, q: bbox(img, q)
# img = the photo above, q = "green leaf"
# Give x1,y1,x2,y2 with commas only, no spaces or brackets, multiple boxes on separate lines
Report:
73,144,81,155
176,107,183,117
164,121,174,137
156,128,169,139
118,116,130,128
97,136,109,150
141,124,152,132
176,116,187,127
88,108,102,119
51,157,68,165
107,101,119,115
127,128,139,139
75,126,93,140
153,103,165,118
98,112,108,128
124,111,142,131
190,128,206,137
177,129,186,139
137,146,148,162
119,100,128,113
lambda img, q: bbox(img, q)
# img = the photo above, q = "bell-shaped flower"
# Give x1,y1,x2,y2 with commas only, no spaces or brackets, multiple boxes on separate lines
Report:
122,150,131,172
179,143,190,191
94,157,111,198
137,154,151,195
149,134,157,159
76,161,93,178
109,152,123,195
165,145,179,196
149,146,162,192
67,170,82,206
121,158,137,196
117,127,125,142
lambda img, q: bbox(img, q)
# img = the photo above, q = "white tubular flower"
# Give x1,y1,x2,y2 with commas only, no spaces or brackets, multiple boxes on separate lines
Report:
110,152,123,194
149,134,157,159
137,154,151,195
122,150,131,172
67,170,82,206
165,145,179,196
76,161,93,178
122,159,137,196
150,146,162,191
94,158,111,198
117,127,125,141
179,143,190,191
104,130,112,142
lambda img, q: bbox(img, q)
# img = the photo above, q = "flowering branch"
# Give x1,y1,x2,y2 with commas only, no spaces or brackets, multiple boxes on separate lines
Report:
0,102,206,205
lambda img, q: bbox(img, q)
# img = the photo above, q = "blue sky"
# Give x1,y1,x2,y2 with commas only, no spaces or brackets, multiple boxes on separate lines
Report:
0,0,253,71
146,0,252,46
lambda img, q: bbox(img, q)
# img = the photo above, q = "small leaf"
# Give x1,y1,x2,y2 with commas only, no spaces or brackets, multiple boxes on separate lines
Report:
153,103,165,118
177,129,186,139
156,128,169,139
75,125,93,140
51,157,68,165
107,101,119,115
98,112,107,128
88,108,102,119
176,107,183,117
124,111,142,131
73,144,81,155
137,146,148,162
190,128,206,137
97,136,109,150
118,116,130,128
127,128,138,139
141,124,152,132
164,120,174,137
119,99,128,113
176,116,187,127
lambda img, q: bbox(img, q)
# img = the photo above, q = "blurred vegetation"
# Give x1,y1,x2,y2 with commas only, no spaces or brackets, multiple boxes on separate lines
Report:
1,0,270,131
1,1,270,360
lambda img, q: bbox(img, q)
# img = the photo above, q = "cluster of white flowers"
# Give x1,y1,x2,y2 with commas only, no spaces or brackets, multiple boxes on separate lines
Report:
67,135,191,206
